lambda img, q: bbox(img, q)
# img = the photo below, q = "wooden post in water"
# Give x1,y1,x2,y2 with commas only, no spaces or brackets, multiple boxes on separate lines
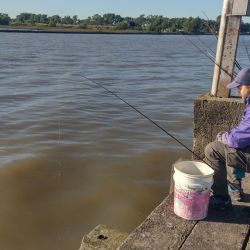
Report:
211,0,250,97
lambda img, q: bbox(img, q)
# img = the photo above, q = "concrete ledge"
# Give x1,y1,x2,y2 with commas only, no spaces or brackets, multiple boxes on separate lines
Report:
79,224,128,250
193,93,244,159
118,194,197,250
118,175,250,250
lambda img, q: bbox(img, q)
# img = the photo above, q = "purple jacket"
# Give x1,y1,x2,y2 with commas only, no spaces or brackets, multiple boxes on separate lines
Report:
217,96,250,149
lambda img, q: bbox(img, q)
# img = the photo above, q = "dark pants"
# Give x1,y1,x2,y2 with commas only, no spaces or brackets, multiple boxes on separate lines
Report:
204,141,250,196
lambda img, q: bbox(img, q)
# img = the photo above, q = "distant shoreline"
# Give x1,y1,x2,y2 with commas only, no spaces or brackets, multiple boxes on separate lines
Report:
1,25,249,35
0,25,209,35
0,28,173,35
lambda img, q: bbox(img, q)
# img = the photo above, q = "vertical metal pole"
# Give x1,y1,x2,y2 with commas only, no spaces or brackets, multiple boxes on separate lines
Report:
211,0,231,96
211,0,241,97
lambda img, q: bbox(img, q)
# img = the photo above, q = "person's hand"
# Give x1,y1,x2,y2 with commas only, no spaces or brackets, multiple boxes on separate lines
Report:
216,131,227,144
216,131,225,141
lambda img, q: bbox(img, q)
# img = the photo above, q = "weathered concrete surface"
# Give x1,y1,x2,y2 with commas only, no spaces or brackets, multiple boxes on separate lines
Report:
118,175,250,250
193,93,244,159
79,224,128,250
180,175,250,250
181,190,250,250
118,194,197,250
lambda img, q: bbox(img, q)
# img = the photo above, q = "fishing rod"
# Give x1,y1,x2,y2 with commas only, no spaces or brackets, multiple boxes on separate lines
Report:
82,38,245,191
194,34,216,58
81,33,241,158
82,71,243,190
184,35,237,78
207,51,216,62
193,35,231,76
202,11,218,38
202,10,242,71
81,74,208,162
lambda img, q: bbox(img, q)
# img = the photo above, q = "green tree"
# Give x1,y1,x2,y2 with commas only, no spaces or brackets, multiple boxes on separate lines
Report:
147,15,167,32
183,17,204,33
169,18,186,32
203,19,218,34
103,13,115,24
115,21,128,30
72,15,79,25
61,16,74,24
15,13,49,24
16,13,32,23
241,21,250,33
134,15,147,30
103,13,123,25
9,12,250,34
49,15,61,25
39,14,49,24
0,13,11,25
123,17,136,29
90,14,103,25
191,17,204,33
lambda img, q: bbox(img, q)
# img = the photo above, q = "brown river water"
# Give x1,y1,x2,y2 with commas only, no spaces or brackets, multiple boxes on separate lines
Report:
0,33,249,250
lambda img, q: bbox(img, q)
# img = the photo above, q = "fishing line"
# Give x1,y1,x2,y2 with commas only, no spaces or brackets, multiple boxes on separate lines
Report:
202,10,242,71
82,72,243,190
57,98,62,177
81,74,207,162
195,35,215,55
202,11,218,38
82,34,243,190
82,69,244,190
194,35,217,62
207,51,216,62
183,35,237,78
56,70,67,178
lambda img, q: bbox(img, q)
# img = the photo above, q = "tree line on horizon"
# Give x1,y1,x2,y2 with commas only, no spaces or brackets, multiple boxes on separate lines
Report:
1,12,250,33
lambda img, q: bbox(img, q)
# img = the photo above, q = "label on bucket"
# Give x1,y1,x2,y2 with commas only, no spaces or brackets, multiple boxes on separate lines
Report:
174,185,210,220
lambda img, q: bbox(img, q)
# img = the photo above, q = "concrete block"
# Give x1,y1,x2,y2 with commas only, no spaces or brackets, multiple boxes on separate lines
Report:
193,93,244,159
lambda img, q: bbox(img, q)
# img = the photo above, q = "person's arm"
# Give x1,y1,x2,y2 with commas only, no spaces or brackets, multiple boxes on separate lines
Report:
217,107,250,149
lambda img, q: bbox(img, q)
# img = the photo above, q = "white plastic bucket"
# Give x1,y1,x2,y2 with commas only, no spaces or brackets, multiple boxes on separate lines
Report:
173,161,214,220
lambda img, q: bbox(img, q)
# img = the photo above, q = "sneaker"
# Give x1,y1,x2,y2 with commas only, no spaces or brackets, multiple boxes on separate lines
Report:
209,194,232,210
228,181,244,202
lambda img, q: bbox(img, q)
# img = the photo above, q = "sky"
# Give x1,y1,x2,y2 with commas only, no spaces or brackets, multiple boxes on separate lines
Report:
1,0,224,20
